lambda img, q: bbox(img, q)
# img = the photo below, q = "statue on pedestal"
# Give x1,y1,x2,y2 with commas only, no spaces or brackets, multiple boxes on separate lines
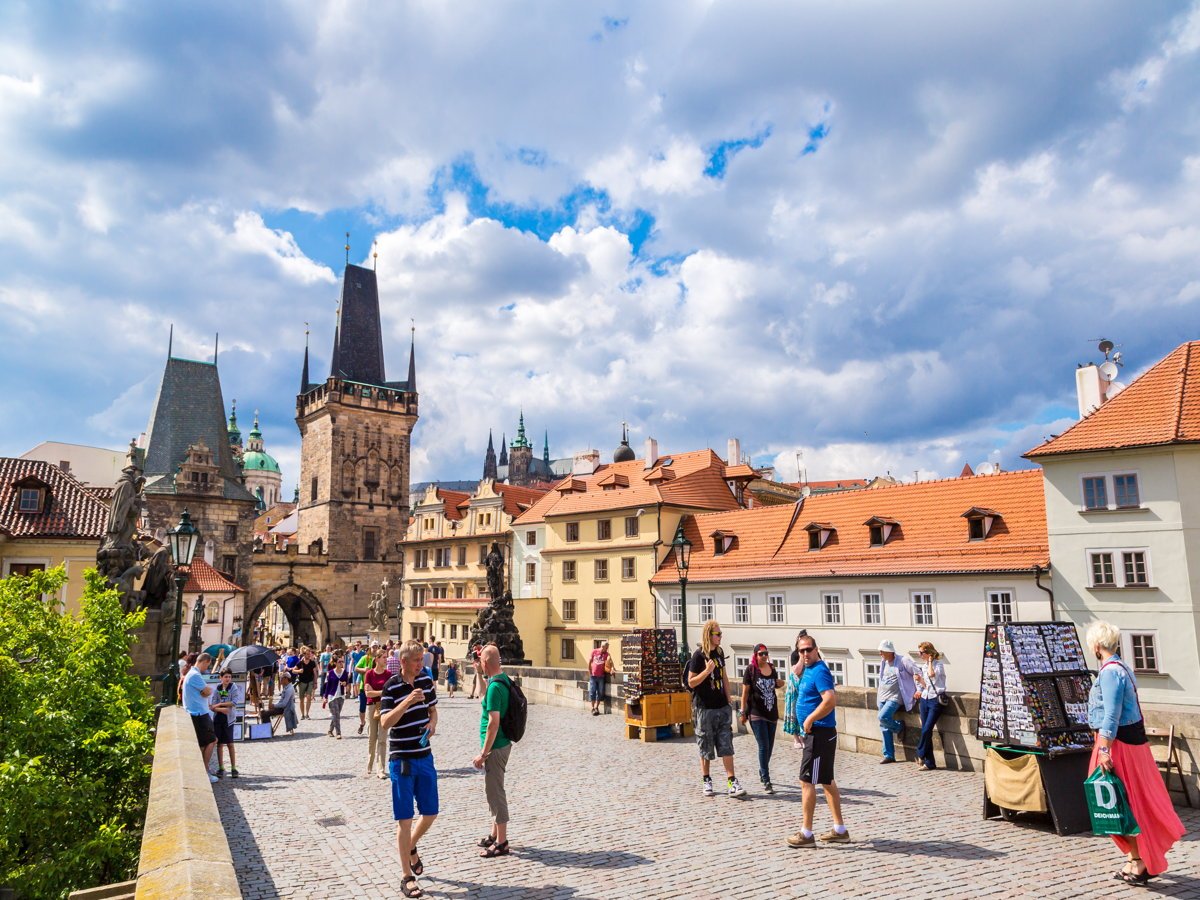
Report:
368,585,389,636
96,441,172,613
469,541,528,665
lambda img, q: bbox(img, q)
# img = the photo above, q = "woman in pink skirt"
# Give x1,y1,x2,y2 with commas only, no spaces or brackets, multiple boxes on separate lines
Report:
1086,621,1185,885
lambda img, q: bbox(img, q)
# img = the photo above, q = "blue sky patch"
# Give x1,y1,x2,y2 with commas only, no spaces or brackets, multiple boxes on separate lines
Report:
803,121,830,155
705,125,773,178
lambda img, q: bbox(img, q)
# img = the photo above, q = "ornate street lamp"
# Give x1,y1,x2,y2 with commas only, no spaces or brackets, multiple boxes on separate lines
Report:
671,520,693,671
160,509,200,706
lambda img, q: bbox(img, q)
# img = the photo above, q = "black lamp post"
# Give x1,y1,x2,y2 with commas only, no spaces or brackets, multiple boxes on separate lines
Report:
160,508,201,706
671,521,693,670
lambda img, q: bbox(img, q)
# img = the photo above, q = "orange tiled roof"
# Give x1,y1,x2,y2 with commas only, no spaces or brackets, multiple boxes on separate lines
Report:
786,479,869,491
513,450,741,524
455,483,549,519
1026,341,1200,458
184,558,246,593
650,469,1048,585
432,488,470,521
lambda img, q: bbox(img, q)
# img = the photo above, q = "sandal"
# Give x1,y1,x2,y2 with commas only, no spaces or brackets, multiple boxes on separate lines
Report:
400,875,423,898
1116,859,1152,885
410,847,424,876
480,841,510,858
477,835,496,848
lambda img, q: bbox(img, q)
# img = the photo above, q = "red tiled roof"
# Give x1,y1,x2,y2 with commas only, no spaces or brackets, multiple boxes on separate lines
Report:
1026,341,1200,458
0,458,109,539
455,483,549,519
786,479,869,491
183,557,246,593
515,450,741,524
650,469,1048,585
435,488,470,521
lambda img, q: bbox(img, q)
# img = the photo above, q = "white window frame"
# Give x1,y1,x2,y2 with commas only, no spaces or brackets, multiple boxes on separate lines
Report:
767,593,785,625
1124,631,1160,674
865,660,881,689
735,655,752,671
1079,471,1143,511
670,594,682,623
911,590,936,627
825,659,845,686
526,530,537,546
621,598,636,622
822,592,842,625
1086,547,1153,588
987,588,1014,623
733,594,750,624
770,655,788,673
524,562,536,584
699,594,715,623
861,591,882,626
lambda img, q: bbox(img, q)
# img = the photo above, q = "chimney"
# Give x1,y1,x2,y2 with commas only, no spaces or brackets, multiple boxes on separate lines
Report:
727,437,742,465
1076,364,1104,418
644,437,658,467
572,450,600,476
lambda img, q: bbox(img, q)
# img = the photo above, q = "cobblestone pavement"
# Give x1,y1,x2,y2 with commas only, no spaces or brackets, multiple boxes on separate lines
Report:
215,696,1200,899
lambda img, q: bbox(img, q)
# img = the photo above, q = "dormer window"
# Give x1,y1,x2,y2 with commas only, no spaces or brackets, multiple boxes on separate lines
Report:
864,516,899,547
12,476,49,514
804,522,836,551
711,531,736,555
961,507,1001,541
19,487,43,513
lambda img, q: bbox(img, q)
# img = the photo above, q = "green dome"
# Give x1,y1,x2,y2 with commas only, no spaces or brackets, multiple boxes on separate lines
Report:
241,450,281,473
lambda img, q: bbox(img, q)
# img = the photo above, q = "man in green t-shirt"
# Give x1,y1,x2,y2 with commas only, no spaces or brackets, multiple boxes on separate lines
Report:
472,644,513,858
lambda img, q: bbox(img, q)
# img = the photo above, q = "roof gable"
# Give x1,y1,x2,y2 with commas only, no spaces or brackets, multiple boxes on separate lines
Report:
0,458,109,540
1026,341,1200,458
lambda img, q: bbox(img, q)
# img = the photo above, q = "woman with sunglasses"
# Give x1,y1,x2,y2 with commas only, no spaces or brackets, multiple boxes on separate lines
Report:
783,630,809,748
740,643,785,793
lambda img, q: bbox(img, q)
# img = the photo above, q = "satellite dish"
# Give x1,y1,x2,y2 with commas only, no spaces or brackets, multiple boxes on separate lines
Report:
977,461,996,476
1099,361,1119,382
1098,339,1115,355
1106,381,1126,399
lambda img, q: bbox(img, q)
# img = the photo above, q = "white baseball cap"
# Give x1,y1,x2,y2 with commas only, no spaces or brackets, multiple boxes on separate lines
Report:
877,640,896,653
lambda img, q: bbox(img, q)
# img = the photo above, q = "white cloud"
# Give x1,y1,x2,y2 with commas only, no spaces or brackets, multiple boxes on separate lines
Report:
231,213,337,285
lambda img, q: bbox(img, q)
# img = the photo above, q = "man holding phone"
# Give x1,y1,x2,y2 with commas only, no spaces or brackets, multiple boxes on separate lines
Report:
787,635,850,848
685,620,746,798
379,639,439,899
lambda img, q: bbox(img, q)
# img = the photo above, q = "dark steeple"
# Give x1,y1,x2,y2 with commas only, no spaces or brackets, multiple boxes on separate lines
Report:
499,434,508,467
483,430,498,481
543,431,551,466
614,422,636,463
406,327,417,392
300,332,310,393
329,264,387,386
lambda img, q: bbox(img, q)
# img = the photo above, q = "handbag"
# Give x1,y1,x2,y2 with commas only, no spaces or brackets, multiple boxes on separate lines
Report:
926,662,949,707
1085,766,1140,836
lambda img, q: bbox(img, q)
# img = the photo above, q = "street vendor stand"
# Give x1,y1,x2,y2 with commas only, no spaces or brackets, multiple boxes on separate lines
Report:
622,629,693,742
977,621,1095,835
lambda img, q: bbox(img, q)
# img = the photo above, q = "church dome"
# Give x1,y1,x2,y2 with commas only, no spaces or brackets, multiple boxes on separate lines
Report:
613,439,636,463
242,450,281,473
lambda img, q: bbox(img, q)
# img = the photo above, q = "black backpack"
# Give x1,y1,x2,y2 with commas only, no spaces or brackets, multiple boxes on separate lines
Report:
490,673,527,742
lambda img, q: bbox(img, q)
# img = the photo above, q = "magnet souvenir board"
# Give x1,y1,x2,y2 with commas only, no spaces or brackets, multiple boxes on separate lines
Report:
975,622,1094,753
621,629,682,701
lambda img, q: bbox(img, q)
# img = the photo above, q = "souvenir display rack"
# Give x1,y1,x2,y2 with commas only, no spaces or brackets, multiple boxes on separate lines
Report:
621,629,682,702
977,621,1094,835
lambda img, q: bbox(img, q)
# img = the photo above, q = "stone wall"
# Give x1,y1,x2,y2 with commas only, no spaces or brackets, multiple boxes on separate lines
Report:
133,706,240,899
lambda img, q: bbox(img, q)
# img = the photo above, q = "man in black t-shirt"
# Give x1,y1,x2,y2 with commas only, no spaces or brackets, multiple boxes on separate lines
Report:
685,620,746,798
379,639,439,898
292,647,318,720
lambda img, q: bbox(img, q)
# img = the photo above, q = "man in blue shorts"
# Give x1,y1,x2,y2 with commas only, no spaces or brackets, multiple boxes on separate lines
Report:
786,635,850,848
379,639,439,899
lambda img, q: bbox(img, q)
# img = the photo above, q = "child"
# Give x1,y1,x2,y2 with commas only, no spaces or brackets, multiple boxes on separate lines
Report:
445,660,459,698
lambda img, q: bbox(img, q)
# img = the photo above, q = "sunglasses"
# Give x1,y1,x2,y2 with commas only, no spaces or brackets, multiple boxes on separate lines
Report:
756,650,770,657
798,646,817,654
712,631,722,636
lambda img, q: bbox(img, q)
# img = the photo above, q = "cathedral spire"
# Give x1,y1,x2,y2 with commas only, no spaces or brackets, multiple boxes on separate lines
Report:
300,323,310,393
543,430,550,466
499,434,508,467
407,322,417,391
483,429,498,482
513,411,531,449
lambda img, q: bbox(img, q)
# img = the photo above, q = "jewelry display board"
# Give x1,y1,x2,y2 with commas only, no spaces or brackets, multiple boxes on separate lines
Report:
621,629,682,702
975,622,1093,754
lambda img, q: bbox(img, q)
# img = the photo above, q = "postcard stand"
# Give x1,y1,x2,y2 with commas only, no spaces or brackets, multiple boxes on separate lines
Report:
977,621,1094,835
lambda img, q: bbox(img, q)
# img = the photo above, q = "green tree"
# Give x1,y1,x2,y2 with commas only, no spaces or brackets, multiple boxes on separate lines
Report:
0,567,155,899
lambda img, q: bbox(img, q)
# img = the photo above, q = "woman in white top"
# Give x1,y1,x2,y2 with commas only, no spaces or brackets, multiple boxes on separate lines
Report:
914,641,947,770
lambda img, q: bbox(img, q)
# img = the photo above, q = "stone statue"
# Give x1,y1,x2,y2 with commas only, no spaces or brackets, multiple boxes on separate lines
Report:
381,576,401,633
470,545,527,665
484,542,505,602
97,441,146,591
188,594,204,653
139,541,173,608
368,589,389,633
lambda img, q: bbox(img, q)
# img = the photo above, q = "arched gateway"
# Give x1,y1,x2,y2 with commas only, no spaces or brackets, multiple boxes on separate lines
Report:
242,582,329,649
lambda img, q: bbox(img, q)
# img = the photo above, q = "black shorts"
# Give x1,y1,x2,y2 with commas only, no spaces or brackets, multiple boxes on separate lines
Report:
192,713,216,748
213,711,234,745
800,725,838,785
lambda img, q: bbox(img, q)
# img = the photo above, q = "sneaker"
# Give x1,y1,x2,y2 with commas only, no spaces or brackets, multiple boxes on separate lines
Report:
880,757,895,765
763,781,775,794
208,774,219,784
230,768,239,778
702,777,715,797
786,831,815,848
727,777,747,798
215,767,226,778
336,735,342,740
819,828,851,843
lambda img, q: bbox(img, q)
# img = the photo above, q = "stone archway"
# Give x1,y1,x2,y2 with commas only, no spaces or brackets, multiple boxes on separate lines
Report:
242,582,330,649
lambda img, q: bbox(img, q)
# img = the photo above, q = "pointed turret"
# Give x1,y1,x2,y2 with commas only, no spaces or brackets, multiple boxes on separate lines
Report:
300,333,310,393
543,431,550,466
499,434,508,467
329,264,386,386
512,411,531,449
406,330,417,392
483,430,498,481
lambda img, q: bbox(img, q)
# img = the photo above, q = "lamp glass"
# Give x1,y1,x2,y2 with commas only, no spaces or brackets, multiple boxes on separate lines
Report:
671,521,693,576
167,508,201,567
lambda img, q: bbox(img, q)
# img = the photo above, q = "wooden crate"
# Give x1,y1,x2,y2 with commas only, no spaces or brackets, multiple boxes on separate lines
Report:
625,721,694,742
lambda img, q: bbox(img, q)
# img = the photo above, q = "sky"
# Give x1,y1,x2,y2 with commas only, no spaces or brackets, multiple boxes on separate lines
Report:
1,2,1198,490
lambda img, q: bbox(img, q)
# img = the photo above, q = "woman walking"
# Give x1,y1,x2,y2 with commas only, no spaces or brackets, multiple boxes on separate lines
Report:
914,641,947,770
784,631,808,748
363,647,392,778
322,653,350,738
1086,621,1184,884
740,643,784,793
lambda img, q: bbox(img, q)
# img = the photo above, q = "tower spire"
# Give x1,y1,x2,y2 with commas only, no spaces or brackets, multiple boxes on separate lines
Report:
543,430,550,465
345,231,350,266
407,320,416,391
300,322,310,392
167,324,173,359
483,429,498,481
